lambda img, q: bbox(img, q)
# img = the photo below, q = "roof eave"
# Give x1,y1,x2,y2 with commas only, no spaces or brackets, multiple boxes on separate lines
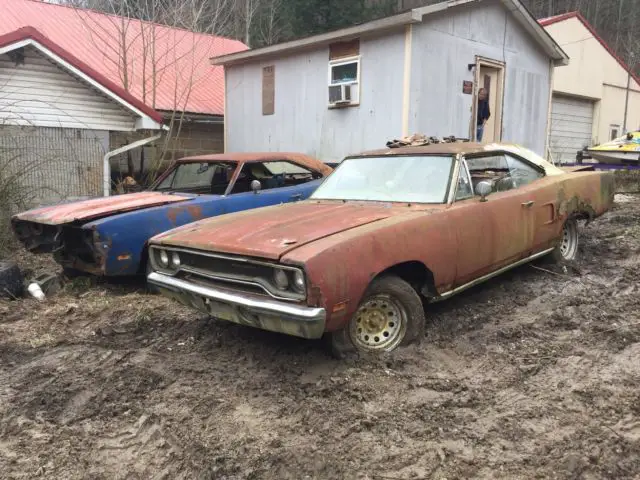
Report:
0,27,165,128
500,0,569,65
211,9,422,67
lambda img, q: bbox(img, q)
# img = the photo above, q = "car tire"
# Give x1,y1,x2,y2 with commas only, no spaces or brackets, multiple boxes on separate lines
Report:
0,262,24,300
550,218,579,263
328,275,425,358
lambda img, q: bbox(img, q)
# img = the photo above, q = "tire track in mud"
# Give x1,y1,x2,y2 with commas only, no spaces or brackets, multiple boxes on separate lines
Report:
1,196,639,479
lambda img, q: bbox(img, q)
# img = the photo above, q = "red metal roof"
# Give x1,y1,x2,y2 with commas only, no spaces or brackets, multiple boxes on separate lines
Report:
1,0,248,116
539,11,640,86
0,26,164,123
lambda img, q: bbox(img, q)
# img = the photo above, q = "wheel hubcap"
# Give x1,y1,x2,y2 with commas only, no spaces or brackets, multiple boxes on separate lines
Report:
349,294,406,351
559,220,578,260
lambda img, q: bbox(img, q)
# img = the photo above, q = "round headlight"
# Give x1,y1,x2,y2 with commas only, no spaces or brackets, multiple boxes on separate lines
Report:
159,249,169,267
273,268,289,289
171,252,181,269
292,270,305,293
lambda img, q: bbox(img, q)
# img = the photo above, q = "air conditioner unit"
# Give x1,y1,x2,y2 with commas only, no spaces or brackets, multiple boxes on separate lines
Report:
329,84,352,105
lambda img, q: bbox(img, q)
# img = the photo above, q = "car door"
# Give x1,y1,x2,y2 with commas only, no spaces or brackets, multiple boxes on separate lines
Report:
447,152,544,287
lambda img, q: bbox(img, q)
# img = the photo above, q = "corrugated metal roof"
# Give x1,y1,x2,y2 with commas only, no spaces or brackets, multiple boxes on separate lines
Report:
1,0,248,116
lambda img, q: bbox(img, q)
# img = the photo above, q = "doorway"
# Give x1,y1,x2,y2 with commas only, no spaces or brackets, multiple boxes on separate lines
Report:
471,57,505,143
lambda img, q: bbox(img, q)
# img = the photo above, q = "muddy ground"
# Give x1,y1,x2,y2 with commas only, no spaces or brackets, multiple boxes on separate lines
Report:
1,196,640,480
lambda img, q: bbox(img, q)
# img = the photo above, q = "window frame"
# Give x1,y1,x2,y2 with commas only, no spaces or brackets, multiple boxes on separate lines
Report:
152,161,239,194
610,124,621,141
455,150,546,200
328,55,361,107
312,154,456,205
453,158,474,202
225,160,322,196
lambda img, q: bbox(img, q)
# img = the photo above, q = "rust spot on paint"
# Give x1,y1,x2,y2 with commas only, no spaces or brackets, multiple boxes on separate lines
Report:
166,205,204,225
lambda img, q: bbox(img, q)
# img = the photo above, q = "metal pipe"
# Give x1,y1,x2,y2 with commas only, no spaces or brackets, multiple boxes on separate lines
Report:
623,70,631,133
102,133,162,197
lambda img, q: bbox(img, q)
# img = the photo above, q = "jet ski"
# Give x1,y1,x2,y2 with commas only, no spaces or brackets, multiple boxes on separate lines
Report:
586,131,640,164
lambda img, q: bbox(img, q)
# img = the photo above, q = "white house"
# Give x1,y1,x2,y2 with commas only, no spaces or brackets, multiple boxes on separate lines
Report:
541,12,640,163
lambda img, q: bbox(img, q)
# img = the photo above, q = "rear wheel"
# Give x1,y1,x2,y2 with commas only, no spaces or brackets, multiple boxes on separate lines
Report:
328,275,425,358
550,218,579,263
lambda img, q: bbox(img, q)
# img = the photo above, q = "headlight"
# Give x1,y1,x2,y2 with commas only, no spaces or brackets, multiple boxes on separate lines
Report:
292,270,305,293
171,252,181,269
273,268,289,289
159,249,169,267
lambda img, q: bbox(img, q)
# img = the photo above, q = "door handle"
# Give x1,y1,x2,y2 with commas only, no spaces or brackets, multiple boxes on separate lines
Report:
521,201,534,208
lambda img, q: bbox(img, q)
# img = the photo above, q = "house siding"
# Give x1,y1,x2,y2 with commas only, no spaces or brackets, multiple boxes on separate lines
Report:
0,46,136,131
409,0,551,154
224,0,553,160
225,31,406,161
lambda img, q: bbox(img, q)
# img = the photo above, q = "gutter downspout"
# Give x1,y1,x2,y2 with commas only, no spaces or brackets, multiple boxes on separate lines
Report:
623,70,631,133
103,133,163,196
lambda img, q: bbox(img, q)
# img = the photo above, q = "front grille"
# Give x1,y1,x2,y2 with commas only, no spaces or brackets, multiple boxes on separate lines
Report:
152,247,306,302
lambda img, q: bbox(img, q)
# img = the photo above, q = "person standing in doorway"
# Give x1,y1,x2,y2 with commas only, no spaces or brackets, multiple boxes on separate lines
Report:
477,88,491,142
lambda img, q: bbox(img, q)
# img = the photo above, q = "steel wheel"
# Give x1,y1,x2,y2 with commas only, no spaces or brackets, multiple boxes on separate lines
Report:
349,294,408,352
559,219,579,261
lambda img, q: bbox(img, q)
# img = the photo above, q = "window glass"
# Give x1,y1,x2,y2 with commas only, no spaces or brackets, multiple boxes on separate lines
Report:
153,162,236,194
311,155,454,203
331,61,358,84
466,154,543,194
262,161,312,176
455,163,473,201
505,154,544,188
229,161,316,194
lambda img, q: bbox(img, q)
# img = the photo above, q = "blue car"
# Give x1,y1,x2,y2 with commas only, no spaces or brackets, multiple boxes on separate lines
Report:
12,152,333,277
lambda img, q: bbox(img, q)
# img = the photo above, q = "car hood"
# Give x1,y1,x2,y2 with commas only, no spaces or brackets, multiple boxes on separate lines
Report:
13,192,191,225
152,201,402,260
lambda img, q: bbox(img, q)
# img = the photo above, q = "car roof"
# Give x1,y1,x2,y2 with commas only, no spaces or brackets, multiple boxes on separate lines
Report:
350,142,564,176
176,152,333,175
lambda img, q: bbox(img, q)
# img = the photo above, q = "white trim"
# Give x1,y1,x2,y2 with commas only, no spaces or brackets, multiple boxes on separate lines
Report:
328,56,361,107
402,24,412,137
328,55,360,86
2,39,163,131
103,133,162,196
544,59,554,161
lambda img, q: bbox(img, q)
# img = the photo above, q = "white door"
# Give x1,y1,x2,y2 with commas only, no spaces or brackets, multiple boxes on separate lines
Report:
549,94,594,164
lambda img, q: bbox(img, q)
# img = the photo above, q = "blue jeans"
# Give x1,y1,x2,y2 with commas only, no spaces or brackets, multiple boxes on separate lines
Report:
477,124,484,142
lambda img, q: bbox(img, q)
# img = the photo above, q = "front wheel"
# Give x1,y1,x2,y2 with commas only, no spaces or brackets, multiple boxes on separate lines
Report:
550,218,579,263
328,275,425,358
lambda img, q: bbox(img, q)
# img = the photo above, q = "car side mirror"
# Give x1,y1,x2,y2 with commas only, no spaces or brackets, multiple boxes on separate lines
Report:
476,180,492,202
250,180,262,193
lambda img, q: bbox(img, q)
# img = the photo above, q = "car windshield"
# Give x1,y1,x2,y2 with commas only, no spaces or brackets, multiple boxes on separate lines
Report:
153,162,236,193
311,155,454,203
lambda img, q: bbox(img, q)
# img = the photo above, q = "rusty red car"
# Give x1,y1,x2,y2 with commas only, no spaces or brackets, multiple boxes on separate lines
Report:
146,143,615,356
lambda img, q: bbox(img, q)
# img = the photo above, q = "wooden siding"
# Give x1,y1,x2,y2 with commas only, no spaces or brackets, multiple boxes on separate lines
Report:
0,46,136,131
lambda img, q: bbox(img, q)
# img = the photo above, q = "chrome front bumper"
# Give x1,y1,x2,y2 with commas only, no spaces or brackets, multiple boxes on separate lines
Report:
147,272,326,339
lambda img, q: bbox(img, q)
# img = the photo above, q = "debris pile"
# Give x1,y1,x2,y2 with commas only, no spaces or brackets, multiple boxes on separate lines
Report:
386,133,469,148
